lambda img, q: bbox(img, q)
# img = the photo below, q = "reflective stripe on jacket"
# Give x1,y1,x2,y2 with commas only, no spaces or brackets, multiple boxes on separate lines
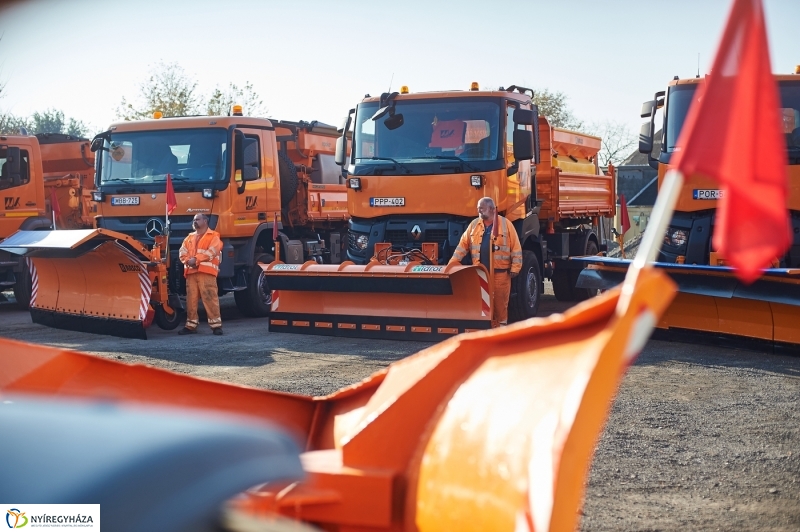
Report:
449,215,522,274
179,229,222,278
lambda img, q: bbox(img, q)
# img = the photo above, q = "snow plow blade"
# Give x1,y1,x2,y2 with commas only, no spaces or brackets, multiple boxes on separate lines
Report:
574,256,800,350
262,261,493,340
0,266,676,531
0,229,154,339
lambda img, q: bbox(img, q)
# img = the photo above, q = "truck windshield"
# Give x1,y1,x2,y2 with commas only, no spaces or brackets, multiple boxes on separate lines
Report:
99,128,228,185
665,80,800,164
353,98,502,175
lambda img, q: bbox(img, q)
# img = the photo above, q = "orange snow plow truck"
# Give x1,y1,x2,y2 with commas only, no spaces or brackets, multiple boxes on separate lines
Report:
576,72,800,351
0,133,96,308
0,114,349,338
263,85,615,340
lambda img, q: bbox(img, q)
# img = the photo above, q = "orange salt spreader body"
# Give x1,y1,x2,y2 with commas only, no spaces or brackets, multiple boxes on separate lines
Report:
0,264,675,531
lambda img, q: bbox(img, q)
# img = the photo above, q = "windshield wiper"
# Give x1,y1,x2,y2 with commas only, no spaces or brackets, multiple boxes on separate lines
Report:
412,155,479,172
102,177,133,184
364,157,412,174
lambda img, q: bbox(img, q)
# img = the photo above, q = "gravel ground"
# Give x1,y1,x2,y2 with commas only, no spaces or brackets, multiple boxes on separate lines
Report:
1,284,798,530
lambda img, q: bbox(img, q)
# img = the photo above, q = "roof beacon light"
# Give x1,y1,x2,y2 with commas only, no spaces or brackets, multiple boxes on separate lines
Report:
470,82,480,91
795,64,800,75
400,85,409,94
153,111,163,119
232,104,243,116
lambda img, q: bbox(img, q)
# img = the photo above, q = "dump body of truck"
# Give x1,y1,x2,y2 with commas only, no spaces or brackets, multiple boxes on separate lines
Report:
0,115,349,337
577,72,800,349
0,134,95,307
263,85,613,341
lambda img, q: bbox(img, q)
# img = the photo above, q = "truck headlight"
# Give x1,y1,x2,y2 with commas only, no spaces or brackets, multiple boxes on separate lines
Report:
348,178,361,190
355,234,369,250
470,175,483,187
669,229,688,247
92,191,104,202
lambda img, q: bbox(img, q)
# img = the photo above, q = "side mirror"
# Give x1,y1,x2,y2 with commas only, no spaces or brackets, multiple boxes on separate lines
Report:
384,113,404,130
513,108,536,126
513,130,534,161
235,130,260,181
640,100,656,118
638,121,654,154
90,137,104,152
5,146,21,178
335,136,348,166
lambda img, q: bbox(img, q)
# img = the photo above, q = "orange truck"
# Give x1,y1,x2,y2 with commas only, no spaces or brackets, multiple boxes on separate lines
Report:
262,85,615,340
577,71,800,349
0,133,95,307
0,113,348,337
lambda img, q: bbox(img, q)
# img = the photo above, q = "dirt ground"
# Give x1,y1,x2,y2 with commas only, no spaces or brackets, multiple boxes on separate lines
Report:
1,283,798,531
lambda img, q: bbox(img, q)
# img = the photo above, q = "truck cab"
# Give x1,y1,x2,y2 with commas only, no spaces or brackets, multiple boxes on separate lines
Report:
639,74,800,267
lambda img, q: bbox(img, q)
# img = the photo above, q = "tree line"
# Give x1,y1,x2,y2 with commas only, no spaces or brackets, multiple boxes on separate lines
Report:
0,62,634,165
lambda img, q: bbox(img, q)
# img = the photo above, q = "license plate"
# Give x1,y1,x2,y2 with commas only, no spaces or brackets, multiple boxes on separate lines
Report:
111,196,140,206
693,189,723,200
370,197,405,207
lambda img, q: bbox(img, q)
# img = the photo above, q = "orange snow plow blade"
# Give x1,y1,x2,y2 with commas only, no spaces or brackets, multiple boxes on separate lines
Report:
0,229,155,339
575,257,800,351
0,266,675,531
262,260,493,340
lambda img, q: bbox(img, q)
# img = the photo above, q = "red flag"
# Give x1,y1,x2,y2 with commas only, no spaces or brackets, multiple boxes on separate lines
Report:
165,173,177,216
672,0,790,283
272,211,279,241
620,193,631,235
49,187,61,219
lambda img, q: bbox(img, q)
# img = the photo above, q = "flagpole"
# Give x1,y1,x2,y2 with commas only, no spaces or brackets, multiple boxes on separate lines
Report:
164,173,171,266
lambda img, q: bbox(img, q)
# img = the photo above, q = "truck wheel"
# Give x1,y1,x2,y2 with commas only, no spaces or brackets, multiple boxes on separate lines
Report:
234,254,274,317
278,152,299,206
508,250,541,322
551,270,574,301
13,263,32,310
154,305,184,330
571,240,600,301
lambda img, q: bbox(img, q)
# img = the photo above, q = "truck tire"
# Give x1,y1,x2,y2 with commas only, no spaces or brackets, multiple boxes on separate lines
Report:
551,270,574,302
278,152,299,206
571,240,600,301
508,250,541,322
13,263,32,310
154,305,184,330
234,253,274,317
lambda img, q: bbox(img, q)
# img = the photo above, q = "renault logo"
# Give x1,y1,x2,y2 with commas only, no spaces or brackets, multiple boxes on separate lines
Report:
411,224,422,240
145,218,165,238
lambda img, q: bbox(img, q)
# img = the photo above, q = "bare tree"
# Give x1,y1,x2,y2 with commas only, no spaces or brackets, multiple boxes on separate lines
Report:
206,82,267,117
586,120,637,166
531,88,583,131
117,62,201,120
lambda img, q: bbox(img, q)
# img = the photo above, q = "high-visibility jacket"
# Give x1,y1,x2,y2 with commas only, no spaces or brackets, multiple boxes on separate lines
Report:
449,215,522,274
179,229,222,278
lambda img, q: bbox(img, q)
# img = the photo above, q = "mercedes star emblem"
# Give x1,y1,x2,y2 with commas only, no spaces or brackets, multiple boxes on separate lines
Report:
411,224,422,240
145,218,165,238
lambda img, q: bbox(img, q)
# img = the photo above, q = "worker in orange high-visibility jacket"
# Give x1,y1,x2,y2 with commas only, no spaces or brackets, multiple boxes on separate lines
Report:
449,197,522,326
178,213,224,335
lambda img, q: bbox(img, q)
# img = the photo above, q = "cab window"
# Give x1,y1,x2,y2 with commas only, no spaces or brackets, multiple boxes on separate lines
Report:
0,148,30,190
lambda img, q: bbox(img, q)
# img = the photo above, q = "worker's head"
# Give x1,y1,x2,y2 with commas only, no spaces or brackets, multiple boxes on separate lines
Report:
192,213,209,232
477,197,496,220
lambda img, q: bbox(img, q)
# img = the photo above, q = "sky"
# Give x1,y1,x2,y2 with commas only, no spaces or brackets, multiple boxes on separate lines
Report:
0,0,798,139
